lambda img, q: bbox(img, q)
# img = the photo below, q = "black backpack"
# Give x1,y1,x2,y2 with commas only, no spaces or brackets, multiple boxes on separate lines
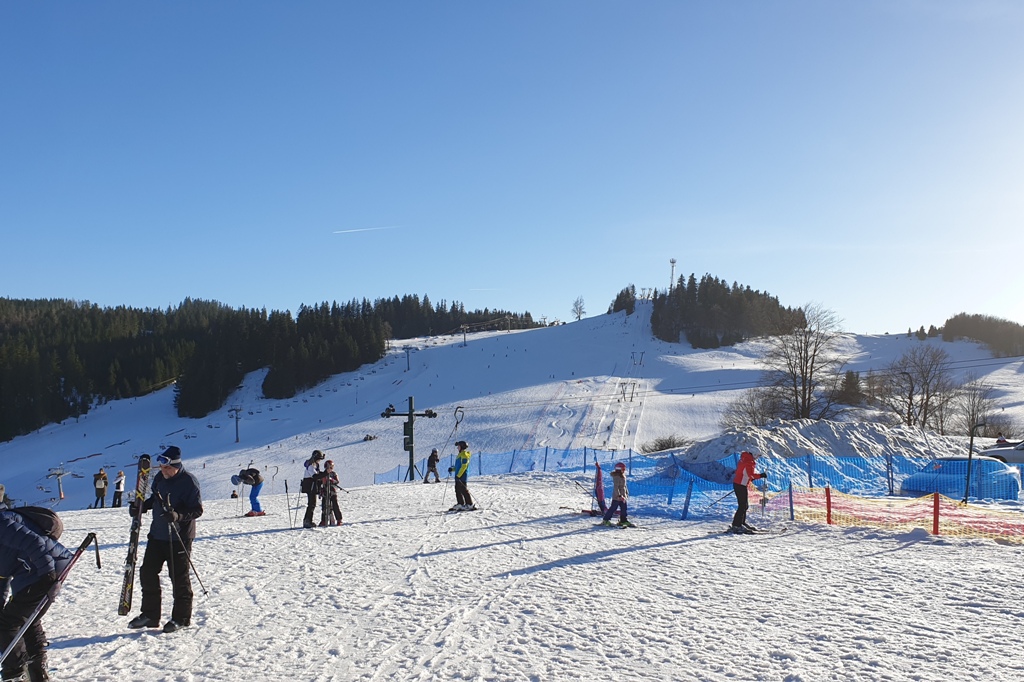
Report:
16,506,64,540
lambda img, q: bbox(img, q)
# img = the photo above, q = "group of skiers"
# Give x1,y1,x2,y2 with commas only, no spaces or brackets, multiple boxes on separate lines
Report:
1,438,767,681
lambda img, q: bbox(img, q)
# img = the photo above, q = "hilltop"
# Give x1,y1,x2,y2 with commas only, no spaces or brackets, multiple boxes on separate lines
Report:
1,301,1021,508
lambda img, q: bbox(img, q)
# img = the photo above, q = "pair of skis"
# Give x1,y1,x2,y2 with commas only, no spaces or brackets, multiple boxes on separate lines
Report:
118,454,152,616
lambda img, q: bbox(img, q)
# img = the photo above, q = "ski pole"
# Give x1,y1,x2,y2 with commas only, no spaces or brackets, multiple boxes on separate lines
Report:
159,494,209,597
1,533,100,667
706,489,735,508
285,480,293,529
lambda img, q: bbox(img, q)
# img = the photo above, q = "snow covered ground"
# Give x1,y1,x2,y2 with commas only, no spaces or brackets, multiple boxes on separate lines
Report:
49,476,1024,682
4,303,1024,680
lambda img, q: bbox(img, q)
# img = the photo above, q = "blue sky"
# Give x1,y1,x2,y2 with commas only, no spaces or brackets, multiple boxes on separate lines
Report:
2,1,1022,334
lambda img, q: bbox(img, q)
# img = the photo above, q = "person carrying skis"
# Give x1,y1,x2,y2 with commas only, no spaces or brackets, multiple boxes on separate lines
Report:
731,449,768,534
92,468,108,509
314,460,343,526
449,440,474,511
424,448,441,484
112,470,126,508
301,450,325,529
0,484,73,682
232,468,265,517
600,462,633,527
126,446,204,634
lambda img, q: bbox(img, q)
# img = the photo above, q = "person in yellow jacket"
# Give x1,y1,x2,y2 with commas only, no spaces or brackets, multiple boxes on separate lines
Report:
449,440,475,511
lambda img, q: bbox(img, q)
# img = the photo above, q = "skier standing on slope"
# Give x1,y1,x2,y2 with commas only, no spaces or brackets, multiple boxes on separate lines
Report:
449,441,474,511
301,450,325,529
112,470,126,508
232,468,265,517
600,462,634,527
731,449,767,534
424,448,441,484
314,460,343,526
92,468,108,509
0,483,73,682
126,446,203,633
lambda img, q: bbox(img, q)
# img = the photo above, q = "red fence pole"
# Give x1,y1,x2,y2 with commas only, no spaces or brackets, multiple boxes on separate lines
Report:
932,492,940,535
825,486,832,525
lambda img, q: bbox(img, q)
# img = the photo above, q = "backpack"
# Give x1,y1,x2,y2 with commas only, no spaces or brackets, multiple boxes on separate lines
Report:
16,505,64,540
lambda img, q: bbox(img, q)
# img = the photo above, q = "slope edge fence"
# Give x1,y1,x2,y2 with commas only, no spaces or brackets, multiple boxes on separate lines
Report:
374,447,1024,543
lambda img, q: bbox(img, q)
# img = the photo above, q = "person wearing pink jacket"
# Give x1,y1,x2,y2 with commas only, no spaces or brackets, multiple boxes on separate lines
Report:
731,449,767,533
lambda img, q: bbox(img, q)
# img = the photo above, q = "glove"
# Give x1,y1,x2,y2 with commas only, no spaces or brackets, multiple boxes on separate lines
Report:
127,501,139,516
45,571,62,599
164,509,181,523
448,466,455,473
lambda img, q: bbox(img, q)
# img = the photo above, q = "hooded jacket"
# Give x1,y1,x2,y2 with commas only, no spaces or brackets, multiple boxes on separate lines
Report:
0,506,73,602
732,452,766,487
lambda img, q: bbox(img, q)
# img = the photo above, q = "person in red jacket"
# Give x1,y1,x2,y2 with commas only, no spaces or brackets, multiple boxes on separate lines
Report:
731,449,767,533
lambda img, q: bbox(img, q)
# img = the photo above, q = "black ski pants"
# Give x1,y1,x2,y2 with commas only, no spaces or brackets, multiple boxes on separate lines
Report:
455,476,473,507
320,492,342,525
0,579,50,678
112,490,123,507
732,483,749,528
139,537,194,624
303,489,319,527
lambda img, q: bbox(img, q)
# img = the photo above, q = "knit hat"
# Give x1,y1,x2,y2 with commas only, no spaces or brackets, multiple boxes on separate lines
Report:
156,446,183,467
614,462,626,471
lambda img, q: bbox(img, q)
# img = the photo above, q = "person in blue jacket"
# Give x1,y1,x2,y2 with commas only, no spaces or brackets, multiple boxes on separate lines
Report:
449,440,475,511
0,483,73,682
126,446,204,634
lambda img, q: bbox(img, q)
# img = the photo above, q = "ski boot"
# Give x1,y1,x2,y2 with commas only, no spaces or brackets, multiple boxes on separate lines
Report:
617,519,636,528
599,520,613,527
26,654,48,682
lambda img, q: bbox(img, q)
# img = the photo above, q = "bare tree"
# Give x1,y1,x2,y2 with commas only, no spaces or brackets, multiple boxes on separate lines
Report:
761,303,846,420
952,374,996,436
721,386,785,429
571,296,585,321
877,345,956,430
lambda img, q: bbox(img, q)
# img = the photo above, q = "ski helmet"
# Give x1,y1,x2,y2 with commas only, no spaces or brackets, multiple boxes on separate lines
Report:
614,462,626,471
231,475,241,486
324,459,334,468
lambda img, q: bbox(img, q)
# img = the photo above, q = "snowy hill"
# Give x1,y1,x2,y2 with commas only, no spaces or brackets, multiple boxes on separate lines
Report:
5,303,1024,681
2,301,1021,508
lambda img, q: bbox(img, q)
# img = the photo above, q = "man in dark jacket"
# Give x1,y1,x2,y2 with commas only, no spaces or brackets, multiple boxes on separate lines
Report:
0,484,73,682
126,446,204,634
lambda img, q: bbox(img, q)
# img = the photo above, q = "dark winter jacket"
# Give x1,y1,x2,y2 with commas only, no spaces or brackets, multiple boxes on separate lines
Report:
142,467,204,543
0,506,73,603
314,470,339,493
238,468,264,486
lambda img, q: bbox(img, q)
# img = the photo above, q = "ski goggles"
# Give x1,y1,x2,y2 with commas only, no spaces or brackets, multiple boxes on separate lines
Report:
155,453,179,466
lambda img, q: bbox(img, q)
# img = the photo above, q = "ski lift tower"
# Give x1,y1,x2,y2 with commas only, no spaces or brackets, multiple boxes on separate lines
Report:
381,396,438,482
669,258,677,292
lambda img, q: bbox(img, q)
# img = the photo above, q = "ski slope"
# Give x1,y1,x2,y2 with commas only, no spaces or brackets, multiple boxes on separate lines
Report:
45,475,1024,682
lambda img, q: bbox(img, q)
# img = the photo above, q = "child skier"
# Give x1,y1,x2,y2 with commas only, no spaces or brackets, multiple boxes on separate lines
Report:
315,460,343,526
232,468,265,517
600,462,634,527
424,448,441,483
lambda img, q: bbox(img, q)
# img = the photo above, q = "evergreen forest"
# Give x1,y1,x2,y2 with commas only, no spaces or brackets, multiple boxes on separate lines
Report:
0,296,538,442
649,273,805,347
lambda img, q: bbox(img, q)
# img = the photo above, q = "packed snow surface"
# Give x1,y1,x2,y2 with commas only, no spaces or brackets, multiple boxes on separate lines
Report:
47,477,1024,682
3,304,1024,680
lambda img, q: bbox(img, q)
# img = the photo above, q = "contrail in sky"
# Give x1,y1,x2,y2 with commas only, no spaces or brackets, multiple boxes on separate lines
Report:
333,225,401,234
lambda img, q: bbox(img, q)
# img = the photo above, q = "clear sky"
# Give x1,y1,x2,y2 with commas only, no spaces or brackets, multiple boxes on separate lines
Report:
2,1,1022,334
